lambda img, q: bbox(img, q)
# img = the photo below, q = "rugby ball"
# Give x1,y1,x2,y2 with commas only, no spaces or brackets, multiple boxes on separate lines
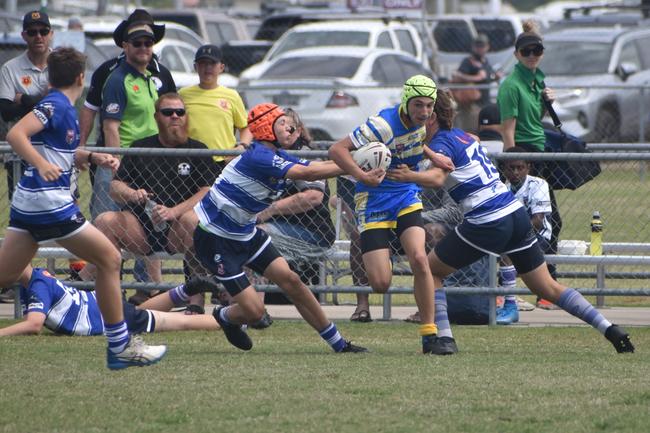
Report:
352,142,392,172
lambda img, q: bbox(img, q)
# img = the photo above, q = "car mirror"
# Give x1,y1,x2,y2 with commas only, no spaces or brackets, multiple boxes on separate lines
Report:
616,62,638,81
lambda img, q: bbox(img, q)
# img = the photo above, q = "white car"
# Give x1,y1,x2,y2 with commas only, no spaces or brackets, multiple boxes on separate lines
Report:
241,20,426,80
239,47,433,141
94,38,238,90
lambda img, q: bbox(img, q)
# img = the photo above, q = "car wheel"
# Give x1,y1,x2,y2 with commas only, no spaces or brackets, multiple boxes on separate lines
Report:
594,107,620,142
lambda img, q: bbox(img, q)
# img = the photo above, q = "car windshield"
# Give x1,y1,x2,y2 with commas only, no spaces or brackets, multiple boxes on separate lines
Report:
262,56,362,78
542,41,612,75
271,31,371,59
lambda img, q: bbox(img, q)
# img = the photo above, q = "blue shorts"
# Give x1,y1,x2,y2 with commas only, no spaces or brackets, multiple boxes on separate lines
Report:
193,226,281,296
123,301,155,333
435,207,545,275
354,188,422,233
8,212,88,244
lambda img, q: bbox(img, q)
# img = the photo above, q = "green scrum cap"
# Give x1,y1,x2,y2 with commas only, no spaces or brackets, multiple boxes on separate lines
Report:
400,75,437,116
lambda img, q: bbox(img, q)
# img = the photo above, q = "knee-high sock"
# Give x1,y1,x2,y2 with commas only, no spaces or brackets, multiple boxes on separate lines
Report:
435,289,453,339
556,288,612,334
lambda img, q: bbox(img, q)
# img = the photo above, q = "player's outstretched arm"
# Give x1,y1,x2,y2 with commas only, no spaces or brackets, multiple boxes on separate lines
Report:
285,160,344,182
387,164,447,188
0,312,46,336
329,136,385,186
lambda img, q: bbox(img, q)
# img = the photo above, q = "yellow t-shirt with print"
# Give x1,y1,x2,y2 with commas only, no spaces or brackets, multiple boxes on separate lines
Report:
179,85,247,161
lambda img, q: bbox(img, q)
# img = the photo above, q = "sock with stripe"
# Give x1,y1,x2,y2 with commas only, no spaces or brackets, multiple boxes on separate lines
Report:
105,321,130,354
556,288,612,334
319,322,346,352
168,283,190,306
434,289,454,339
219,306,237,325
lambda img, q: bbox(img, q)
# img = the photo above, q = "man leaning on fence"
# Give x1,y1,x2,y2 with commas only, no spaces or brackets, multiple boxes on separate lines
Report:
81,93,220,300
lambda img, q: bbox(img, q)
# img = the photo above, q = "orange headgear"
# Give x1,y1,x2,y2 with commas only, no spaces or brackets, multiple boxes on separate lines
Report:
248,103,285,144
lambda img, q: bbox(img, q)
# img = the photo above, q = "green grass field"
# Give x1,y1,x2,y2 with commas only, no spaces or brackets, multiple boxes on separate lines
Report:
1,321,648,433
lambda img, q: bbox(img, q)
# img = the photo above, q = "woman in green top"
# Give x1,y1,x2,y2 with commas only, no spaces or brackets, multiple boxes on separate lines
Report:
497,21,562,309
497,20,555,151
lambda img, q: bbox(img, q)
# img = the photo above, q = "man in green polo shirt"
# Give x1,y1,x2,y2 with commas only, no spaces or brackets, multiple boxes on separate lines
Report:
101,23,161,148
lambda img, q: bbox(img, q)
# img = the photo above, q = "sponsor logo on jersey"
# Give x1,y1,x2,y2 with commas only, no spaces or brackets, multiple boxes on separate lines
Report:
271,155,290,169
106,103,120,114
218,99,230,111
133,84,140,92
66,129,75,144
21,75,32,86
28,302,44,310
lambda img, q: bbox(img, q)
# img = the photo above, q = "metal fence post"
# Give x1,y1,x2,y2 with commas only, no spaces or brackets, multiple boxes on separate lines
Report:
640,85,647,181
382,293,392,321
596,264,606,308
488,254,498,326
11,157,22,319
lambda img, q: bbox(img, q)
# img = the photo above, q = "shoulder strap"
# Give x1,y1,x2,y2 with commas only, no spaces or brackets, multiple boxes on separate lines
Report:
541,80,564,133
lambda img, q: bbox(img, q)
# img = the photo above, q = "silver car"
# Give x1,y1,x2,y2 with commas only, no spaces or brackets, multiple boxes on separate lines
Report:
539,26,650,141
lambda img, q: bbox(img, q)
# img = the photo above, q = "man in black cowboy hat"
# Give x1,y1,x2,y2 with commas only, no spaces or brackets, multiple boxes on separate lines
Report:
77,9,176,304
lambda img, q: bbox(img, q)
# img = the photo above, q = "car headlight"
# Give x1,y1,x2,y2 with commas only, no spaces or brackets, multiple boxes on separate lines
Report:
557,88,588,102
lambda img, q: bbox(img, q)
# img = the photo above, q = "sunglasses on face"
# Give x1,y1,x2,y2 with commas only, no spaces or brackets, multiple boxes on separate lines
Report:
519,45,544,57
25,28,50,37
159,108,186,117
129,39,154,48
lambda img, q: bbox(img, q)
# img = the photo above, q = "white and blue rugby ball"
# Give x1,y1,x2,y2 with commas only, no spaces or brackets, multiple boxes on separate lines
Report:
352,142,392,172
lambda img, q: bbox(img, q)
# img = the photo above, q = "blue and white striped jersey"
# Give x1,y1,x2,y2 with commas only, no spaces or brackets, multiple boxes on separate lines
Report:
10,89,80,225
195,142,309,241
20,268,104,336
350,104,426,194
428,128,521,224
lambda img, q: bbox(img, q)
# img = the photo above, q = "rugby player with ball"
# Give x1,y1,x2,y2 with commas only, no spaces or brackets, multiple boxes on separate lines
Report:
329,75,457,355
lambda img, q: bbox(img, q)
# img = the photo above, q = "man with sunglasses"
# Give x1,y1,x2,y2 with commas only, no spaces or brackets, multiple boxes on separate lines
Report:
83,93,219,291
0,11,54,303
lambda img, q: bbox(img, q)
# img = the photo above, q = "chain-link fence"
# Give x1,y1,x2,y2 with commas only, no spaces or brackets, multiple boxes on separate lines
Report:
1,145,650,321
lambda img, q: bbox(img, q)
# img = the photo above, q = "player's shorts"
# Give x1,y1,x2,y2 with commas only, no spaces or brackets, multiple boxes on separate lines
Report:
8,212,88,244
360,210,423,254
434,207,545,275
123,301,155,333
193,225,281,296
129,208,174,256
354,188,422,233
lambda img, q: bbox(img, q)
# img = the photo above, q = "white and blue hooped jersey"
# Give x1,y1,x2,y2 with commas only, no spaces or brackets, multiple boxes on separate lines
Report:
195,142,309,241
20,268,104,336
508,175,552,241
428,128,522,224
10,89,81,225
350,104,426,194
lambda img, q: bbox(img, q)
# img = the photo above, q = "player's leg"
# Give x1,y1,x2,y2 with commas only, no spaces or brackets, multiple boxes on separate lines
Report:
58,223,167,368
360,229,393,292
149,310,219,332
168,211,205,311
0,228,39,287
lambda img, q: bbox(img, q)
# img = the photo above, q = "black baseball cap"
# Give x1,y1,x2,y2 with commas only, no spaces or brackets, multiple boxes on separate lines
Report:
478,103,500,126
515,33,543,50
194,45,222,63
23,10,50,30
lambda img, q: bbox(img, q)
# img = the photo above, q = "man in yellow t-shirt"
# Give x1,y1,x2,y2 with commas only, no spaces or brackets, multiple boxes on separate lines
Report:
179,44,251,166
179,44,251,312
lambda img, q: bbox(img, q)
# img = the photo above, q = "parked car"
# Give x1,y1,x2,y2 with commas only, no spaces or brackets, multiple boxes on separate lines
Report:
538,26,650,142
94,38,237,90
150,10,250,46
239,47,433,141
241,20,426,81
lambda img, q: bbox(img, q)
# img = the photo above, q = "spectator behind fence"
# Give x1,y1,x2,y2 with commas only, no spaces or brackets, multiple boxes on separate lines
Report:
179,44,252,310
0,11,53,303
99,10,172,301
329,75,455,355
497,20,562,310
1,47,167,369
0,266,222,336
192,102,367,353
79,9,175,220
452,34,501,132
81,93,220,306
255,108,336,304
500,147,558,317
393,88,635,355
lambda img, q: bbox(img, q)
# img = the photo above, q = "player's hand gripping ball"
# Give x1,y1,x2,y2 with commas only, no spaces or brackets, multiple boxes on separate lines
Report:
352,142,392,172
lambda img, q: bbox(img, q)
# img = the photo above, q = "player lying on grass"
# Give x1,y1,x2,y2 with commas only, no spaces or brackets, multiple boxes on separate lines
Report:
387,88,634,354
0,266,221,337
193,103,369,353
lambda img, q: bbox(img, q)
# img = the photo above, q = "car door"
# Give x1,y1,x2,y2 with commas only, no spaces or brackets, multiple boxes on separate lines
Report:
615,38,646,136
371,54,405,107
